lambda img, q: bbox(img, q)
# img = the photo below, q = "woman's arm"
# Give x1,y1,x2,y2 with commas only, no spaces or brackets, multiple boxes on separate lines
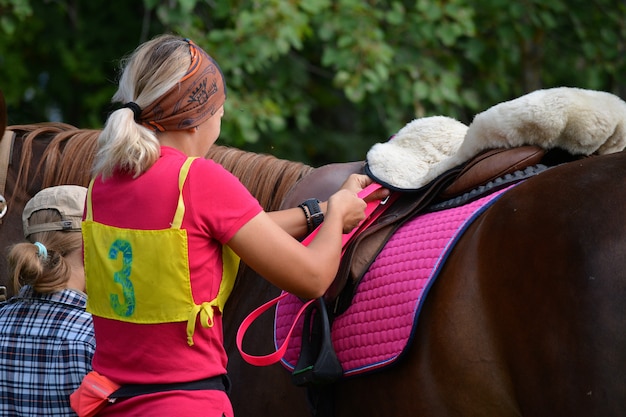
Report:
266,202,327,239
228,176,384,299
266,174,388,239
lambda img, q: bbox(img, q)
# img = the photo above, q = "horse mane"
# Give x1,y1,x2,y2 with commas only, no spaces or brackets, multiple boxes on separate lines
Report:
8,122,313,212
8,123,98,203
206,145,314,211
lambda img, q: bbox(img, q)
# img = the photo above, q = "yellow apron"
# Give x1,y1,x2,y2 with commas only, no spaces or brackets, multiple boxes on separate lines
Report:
83,157,238,346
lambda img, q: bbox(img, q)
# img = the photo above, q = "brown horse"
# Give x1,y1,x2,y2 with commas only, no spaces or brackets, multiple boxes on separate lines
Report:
2,123,626,416
227,150,626,417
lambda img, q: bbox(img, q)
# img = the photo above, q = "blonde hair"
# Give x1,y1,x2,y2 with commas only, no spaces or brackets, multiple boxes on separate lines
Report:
7,209,82,294
93,34,192,179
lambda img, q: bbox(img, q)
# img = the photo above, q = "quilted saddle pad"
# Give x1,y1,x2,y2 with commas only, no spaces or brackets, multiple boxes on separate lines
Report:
274,184,516,377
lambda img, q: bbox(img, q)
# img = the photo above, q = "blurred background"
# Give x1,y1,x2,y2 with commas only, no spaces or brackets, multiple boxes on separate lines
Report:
1,0,624,166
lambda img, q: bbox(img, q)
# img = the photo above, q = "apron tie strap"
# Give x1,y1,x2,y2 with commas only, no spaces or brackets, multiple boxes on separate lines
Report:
186,300,218,346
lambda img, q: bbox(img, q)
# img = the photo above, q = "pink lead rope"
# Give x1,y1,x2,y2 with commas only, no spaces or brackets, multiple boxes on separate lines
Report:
236,183,387,366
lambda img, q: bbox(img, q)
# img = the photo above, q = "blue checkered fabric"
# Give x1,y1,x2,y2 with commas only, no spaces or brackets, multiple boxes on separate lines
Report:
0,285,95,416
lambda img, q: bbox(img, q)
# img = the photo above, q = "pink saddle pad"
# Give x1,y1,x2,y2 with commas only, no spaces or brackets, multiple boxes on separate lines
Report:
274,185,515,377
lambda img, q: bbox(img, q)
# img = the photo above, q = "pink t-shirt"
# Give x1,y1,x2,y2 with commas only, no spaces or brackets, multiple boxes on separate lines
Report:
88,146,262,415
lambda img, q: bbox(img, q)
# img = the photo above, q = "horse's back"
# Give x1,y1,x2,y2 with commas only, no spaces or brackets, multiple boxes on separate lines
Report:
334,151,626,416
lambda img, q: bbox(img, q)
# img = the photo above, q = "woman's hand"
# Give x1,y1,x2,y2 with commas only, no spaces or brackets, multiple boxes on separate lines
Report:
328,173,389,234
338,173,390,202
327,189,367,234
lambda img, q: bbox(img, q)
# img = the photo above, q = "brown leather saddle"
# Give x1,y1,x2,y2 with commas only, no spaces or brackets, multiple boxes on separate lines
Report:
281,145,579,315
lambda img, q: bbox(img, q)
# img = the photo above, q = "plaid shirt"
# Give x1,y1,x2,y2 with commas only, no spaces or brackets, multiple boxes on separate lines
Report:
0,285,95,416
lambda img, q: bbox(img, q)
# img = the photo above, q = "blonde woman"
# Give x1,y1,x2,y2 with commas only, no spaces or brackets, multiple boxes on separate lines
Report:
74,34,387,417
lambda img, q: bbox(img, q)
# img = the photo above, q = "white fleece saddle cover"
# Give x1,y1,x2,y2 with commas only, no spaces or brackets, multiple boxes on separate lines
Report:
274,184,515,377
367,87,626,190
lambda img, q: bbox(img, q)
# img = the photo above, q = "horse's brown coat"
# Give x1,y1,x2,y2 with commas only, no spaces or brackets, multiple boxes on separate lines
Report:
226,151,626,416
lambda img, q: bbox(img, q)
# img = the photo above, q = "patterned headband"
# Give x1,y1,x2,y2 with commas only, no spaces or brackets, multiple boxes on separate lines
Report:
130,39,227,132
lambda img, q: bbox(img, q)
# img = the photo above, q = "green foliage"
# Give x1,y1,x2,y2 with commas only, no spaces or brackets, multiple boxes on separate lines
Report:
0,0,32,34
1,1,168,126
1,0,625,166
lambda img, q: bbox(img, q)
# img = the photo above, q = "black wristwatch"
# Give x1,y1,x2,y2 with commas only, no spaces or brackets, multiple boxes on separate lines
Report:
299,198,324,233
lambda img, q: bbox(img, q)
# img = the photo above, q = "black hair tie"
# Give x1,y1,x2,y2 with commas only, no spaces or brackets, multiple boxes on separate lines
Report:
122,102,142,123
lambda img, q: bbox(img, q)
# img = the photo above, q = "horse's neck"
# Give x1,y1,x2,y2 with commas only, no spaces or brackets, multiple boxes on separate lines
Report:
206,145,314,211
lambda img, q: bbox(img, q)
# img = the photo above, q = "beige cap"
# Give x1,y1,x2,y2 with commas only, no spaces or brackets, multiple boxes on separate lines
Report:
23,185,87,238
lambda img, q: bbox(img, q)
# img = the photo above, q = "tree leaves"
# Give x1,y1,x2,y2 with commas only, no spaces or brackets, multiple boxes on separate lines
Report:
2,0,625,165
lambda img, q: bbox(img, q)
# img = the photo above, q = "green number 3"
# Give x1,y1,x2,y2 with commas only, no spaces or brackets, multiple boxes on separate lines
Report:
108,239,136,317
